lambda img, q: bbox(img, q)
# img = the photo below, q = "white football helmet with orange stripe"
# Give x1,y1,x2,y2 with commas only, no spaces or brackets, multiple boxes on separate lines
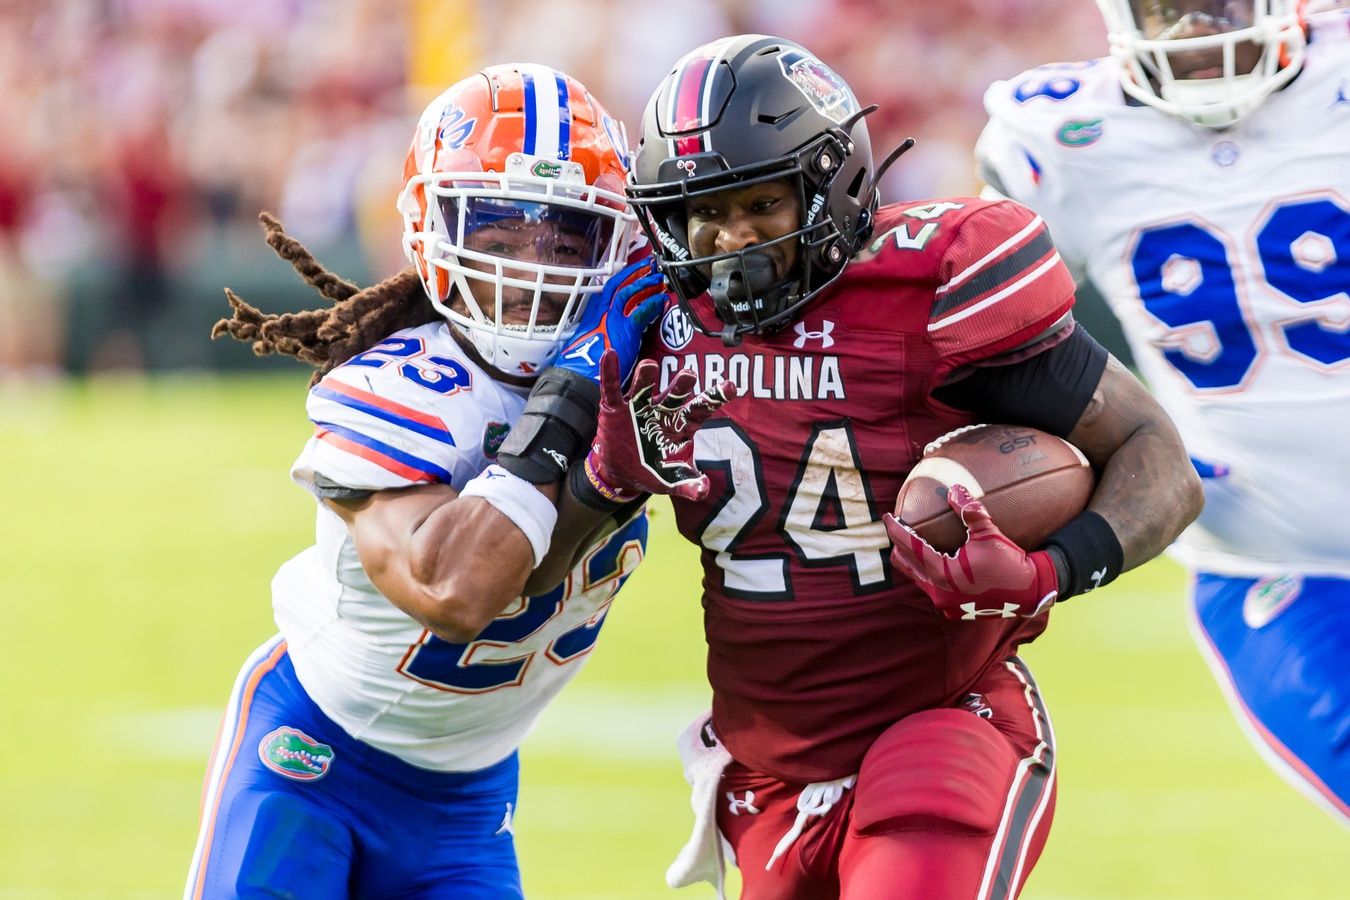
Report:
1095,0,1308,128
398,64,635,379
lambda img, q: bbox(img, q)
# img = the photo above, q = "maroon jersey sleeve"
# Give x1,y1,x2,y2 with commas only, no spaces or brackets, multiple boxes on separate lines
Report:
925,200,1076,367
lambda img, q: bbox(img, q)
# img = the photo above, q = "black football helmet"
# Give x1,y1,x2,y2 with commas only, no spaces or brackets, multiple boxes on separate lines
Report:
627,35,883,344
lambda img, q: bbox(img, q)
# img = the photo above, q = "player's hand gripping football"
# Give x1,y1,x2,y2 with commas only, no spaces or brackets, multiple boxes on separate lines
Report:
556,255,669,384
884,484,1060,621
582,349,737,501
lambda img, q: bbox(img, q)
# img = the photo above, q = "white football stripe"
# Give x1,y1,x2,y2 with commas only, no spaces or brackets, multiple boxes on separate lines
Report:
519,63,563,159
905,457,986,496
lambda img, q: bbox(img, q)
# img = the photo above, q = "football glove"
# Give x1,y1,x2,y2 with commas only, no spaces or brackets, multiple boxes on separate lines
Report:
583,350,737,502
884,484,1060,621
555,256,669,384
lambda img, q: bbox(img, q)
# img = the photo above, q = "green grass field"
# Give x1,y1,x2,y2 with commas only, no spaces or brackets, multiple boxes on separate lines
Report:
1,376,1343,899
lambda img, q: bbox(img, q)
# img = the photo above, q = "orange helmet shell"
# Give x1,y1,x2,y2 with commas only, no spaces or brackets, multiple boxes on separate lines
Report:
404,66,630,245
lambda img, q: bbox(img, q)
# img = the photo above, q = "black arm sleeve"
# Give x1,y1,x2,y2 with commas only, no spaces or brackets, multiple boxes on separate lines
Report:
931,324,1109,438
496,368,600,484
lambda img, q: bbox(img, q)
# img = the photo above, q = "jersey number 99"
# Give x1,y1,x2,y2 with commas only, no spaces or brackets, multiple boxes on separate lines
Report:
1129,194,1350,390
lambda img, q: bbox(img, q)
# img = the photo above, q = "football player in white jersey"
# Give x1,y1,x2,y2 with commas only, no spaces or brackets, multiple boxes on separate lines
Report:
978,1,1350,825
185,65,672,898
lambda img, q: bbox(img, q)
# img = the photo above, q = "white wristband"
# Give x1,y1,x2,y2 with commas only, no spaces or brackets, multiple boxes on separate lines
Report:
458,464,558,567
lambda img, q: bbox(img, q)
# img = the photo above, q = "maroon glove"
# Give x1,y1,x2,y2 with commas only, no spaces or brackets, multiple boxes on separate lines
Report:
583,349,737,502
884,484,1060,621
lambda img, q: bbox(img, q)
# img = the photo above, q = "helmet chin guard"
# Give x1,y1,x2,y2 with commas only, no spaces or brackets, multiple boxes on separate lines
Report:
1094,0,1308,129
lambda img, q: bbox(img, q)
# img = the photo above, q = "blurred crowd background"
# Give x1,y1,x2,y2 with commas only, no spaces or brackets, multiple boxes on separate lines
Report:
0,0,1111,377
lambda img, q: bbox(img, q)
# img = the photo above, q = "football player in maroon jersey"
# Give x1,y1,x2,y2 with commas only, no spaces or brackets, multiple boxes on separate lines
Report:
554,34,1205,900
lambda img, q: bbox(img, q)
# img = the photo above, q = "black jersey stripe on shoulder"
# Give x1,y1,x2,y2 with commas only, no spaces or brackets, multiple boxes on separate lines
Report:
931,227,1056,320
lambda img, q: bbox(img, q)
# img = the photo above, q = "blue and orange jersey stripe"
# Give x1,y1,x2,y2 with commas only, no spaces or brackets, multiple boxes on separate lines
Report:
1024,150,1043,186
312,380,455,446
313,423,452,483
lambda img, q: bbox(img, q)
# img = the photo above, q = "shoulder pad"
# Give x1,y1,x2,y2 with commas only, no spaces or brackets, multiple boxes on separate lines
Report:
981,58,1121,172
926,200,1076,359
984,58,1116,123
858,198,995,275
293,324,489,494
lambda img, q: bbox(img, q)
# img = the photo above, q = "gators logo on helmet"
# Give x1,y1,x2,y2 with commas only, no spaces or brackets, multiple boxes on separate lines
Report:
258,726,335,781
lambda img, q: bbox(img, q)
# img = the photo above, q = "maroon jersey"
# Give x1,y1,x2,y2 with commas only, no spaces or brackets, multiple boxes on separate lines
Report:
643,198,1077,783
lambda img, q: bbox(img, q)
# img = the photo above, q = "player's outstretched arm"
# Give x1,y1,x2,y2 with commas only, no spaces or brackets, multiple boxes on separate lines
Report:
326,262,674,641
329,474,642,641
504,257,671,594
326,482,555,644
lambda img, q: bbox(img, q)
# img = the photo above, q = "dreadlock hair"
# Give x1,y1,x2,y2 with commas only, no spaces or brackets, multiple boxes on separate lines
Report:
212,212,438,386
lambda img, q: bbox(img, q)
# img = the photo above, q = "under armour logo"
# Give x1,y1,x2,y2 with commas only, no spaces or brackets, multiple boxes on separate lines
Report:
726,790,760,816
792,319,835,349
485,469,506,479
495,802,515,836
565,334,603,367
676,158,698,177
960,602,1021,620
544,447,569,470
1088,568,1108,590
961,692,995,719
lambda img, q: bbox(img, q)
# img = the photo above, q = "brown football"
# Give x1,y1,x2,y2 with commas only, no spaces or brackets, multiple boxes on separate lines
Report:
894,424,1094,554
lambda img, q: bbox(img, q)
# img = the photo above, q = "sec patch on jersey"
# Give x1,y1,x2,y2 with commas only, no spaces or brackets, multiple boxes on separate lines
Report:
895,424,1093,554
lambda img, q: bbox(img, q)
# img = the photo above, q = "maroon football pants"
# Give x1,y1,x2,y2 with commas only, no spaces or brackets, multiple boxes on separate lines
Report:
717,657,1056,900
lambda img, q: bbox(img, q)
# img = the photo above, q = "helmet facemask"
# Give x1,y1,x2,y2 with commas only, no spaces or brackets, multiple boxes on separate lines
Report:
1097,0,1307,128
401,152,633,377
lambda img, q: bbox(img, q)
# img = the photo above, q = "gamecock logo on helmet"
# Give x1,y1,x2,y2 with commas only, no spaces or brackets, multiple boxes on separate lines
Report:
778,52,860,123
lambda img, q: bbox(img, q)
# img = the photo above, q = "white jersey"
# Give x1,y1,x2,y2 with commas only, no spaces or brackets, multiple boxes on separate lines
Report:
274,320,646,771
978,12,1350,578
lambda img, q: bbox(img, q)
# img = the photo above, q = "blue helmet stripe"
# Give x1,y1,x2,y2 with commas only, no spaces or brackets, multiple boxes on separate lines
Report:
555,72,571,160
522,70,538,156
